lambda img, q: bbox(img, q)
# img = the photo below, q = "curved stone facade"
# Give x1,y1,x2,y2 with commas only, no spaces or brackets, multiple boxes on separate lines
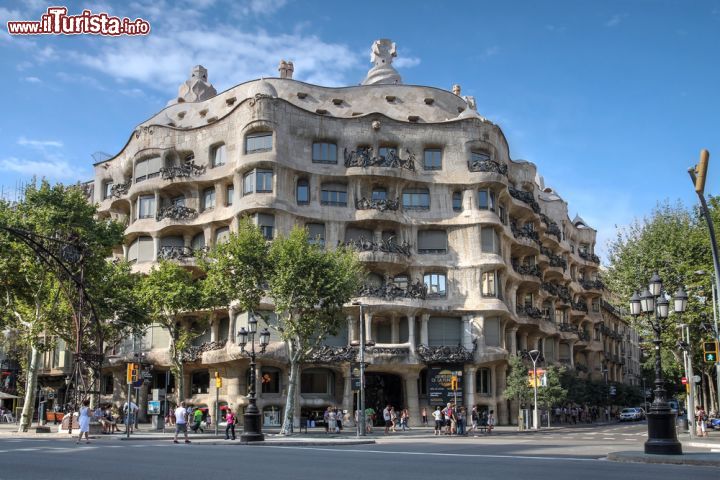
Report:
92,42,636,427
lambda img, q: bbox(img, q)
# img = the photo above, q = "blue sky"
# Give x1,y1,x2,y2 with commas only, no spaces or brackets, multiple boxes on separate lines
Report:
1,0,719,260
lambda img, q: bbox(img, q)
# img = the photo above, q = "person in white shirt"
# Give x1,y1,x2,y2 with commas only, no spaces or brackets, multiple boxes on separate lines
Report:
173,401,190,444
123,401,139,433
432,406,443,435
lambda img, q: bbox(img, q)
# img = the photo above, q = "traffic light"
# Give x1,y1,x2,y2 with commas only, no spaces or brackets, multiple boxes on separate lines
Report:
450,376,458,391
694,150,710,195
703,341,718,363
126,363,139,384
215,371,222,388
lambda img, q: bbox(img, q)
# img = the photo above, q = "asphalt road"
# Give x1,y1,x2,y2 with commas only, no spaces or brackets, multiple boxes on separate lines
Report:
0,422,715,480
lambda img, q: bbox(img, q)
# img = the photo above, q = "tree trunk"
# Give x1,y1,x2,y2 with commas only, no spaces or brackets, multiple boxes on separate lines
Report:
18,346,41,432
280,340,299,435
705,370,718,414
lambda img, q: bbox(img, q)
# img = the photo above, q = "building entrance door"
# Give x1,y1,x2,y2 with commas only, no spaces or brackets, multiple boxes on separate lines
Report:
364,373,403,425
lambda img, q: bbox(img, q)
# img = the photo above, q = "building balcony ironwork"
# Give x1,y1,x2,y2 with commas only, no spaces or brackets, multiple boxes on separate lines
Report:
540,214,562,242
510,221,540,244
342,235,411,257
156,205,199,221
508,186,541,213
540,246,567,270
516,304,543,319
307,345,358,363
513,262,541,278
355,196,400,212
160,159,206,180
580,279,605,291
571,300,588,313
181,340,227,362
416,343,476,363
358,279,427,300
578,250,601,264
109,182,130,198
343,147,416,171
158,245,207,261
467,158,508,176
559,323,579,334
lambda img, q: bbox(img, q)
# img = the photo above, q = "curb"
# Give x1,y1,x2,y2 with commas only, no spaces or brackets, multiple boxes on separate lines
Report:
607,451,720,467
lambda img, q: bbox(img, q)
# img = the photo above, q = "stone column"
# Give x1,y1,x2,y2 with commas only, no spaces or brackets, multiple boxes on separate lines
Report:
420,314,430,345
461,315,472,350
509,327,518,355
391,316,400,344
228,308,237,343
342,372,353,421
404,372,420,426
122,244,129,261
496,363,509,425
152,235,160,261
408,316,416,353
215,181,225,208
347,315,357,344
210,313,218,342
465,365,477,409
365,313,373,343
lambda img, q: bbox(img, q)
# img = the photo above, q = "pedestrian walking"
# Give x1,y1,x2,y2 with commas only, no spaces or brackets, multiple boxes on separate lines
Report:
421,407,428,426
487,409,495,434
191,407,204,433
173,402,191,444
364,406,375,433
470,405,478,433
390,406,398,432
225,408,236,440
696,405,708,437
123,399,138,434
335,408,343,432
400,408,410,431
383,405,392,434
456,407,466,435
76,399,91,444
432,406,443,435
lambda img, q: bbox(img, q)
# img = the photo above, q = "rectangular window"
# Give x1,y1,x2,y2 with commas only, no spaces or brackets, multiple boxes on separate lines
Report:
452,191,462,211
226,185,234,206
498,205,507,225
138,195,155,219
478,189,496,211
484,317,500,346
417,230,447,254
135,156,162,183
243,171,254,195
202,187,216,211
101,374,114,395
212,144,226,167
137,236,154,262
321,183,347,206
256,214,274,240
424,149,442,170
296,179,310,204
246,132,272,153
312,142,337,164
477,368,491,395
215,226,230,244
260,369,280,394
191,370,210,395
256,169,273,192
424,273,447,297
300,371,333,394
471,151,490,163
481,227,501,254
402,188,430,210
372,188,387,202
482,271,497,297
103,181,113,199
306,223,325,247
592,299,600,313
427,316,460,346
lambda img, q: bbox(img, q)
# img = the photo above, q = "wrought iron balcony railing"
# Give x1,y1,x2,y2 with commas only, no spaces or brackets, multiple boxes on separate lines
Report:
516,304,543,319
513,262,541,278
467,158,508,176
571,300,588,312
110,182,130,198
578,251,601,264
540,214,562,241
416,343,476,363
358,280,427,300
510,221,540,244
158,245,208,261
342,235,411,257
343,147,416,171
580,279,605,290
355,196,400,212
156,205,199,221
160,159,206,180
508,186,541,213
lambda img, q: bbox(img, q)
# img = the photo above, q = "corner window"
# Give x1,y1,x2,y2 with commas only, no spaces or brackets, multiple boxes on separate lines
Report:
478,188,496,211
402,188,430,210
135,156,162,183
296,178,310,204
321,183,347,206
137,195,155,219
202,187,216,211
103,181,113,199
592,298,600,313
226,184,234,206
417,230,447,254
244,169,274,194
452,191,462,212
482,271,500,297
481,227,501,254
211,144,226,167
256,214,274,240
498,204,507,225
424,273,447,297
312,142,337,164
306,223,325,247
424,149,442,170
246,132,272,153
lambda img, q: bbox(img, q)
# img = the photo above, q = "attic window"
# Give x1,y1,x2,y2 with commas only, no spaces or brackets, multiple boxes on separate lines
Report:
332,98,343,105
177,98,185,103
225,96,237,106
457,107,465,113
297,92,308,99
207,116,218,123
177,111,186,119
408,115,420,123
424,98,434,105
385,95,396,102
199,108,208,117
316,109,329,115
351,112,363,116
167,121,176,127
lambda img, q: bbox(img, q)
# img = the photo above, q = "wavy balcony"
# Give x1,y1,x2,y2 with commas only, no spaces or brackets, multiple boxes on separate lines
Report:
344,147,416,171
508,186,541,214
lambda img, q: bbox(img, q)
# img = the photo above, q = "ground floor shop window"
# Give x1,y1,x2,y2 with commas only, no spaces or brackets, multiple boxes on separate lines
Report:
263,405,282,426
300,368,334,395
191,370,209,395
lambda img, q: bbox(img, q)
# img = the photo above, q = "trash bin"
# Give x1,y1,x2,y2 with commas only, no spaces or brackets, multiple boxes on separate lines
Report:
677,414,688,431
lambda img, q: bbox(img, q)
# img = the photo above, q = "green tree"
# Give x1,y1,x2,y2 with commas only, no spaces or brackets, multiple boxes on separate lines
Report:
538,366,567,423
136,260,205,401
0,180,132,432
267,227,363,435
503,355,532,426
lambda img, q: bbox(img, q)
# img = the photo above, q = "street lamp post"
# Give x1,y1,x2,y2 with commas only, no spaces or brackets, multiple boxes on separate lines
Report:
528,349,542,430
629,273,685,455
696,269,720,413
237,313,270,442
352,301,366,437
677,320,695,438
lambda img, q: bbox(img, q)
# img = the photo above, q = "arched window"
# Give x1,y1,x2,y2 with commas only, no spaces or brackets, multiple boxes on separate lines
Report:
296,178,309,204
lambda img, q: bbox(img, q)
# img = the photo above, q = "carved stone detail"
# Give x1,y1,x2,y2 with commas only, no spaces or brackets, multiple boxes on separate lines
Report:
362,39,402,85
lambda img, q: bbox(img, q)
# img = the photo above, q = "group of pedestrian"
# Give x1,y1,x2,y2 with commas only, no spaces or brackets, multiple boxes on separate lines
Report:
432,403,494,436
323,406,345,433
552,405,609,424
379,404,411,434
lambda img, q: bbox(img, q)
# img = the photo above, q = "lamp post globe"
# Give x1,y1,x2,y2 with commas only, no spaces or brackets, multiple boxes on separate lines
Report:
673,287,688,314
629,291,642,317
649,272,663,296
656,295,669,319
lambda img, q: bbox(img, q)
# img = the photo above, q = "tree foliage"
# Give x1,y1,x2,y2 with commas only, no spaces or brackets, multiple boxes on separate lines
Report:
538,366,567,409
504,355,532,418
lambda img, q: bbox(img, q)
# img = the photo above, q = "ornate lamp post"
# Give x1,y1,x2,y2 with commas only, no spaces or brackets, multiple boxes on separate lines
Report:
629,273,686,455
528,349,542,430
237,313,270,442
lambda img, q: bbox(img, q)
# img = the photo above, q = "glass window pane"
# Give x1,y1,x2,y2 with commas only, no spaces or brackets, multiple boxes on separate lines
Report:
138,195,155,219
203,188,215,210
213,144,226,166
246,132,272,152
257,169,273,192
243,171,254,194
312,142,337,163
452,191,462,211
424,149,442,170
297,179,309,204
372,188,387,201
226,185,234,206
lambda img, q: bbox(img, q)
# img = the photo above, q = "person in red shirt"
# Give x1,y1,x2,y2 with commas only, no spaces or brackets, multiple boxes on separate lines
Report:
225,407,236,440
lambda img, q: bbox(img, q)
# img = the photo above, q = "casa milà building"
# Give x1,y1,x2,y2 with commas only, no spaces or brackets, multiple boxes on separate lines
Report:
90,39,629,427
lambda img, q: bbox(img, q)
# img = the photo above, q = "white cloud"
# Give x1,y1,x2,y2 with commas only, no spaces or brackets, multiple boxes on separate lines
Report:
18,137,63,148
56,72,108,91
23,76,41,83
482,46,500,58
605,14,628,27
394,56,421,69
247,0,287,15
0,157,85,181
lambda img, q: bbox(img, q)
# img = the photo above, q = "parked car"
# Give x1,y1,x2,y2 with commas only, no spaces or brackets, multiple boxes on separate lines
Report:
633,407,646,420
619,408,642,422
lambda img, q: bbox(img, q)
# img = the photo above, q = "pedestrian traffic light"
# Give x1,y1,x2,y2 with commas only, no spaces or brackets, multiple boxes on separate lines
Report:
126,363,138,384
693,150,710,195
450,376,458,391
703,341,718,363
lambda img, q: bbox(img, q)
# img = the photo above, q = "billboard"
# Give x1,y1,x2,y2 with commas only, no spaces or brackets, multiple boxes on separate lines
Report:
428,365,463,407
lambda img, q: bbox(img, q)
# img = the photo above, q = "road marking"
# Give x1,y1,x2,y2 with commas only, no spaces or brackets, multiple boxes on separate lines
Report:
602,438,615,440
262,446,599,462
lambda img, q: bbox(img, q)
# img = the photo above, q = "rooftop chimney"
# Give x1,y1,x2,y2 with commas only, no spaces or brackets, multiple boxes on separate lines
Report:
278,60,294,79
452,84,461,96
